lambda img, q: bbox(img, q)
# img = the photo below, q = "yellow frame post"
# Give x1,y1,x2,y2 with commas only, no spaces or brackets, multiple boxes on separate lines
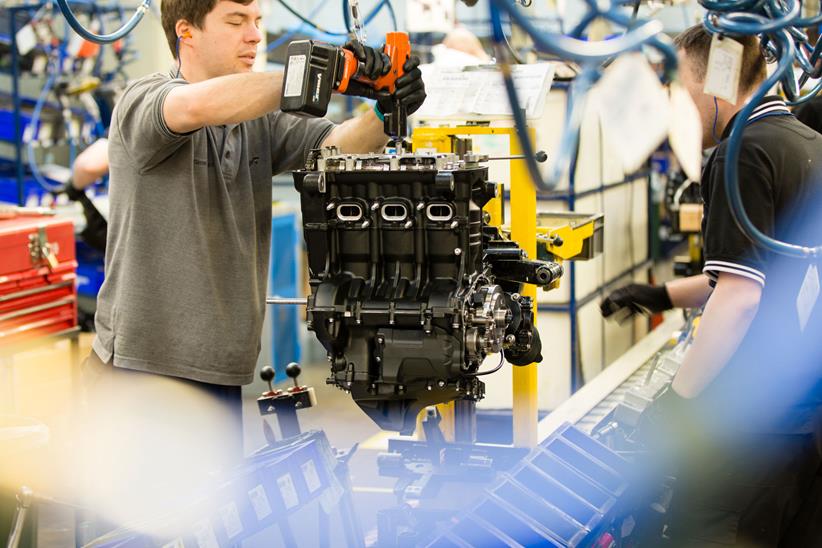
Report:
413,126,540,447
509,129,538,448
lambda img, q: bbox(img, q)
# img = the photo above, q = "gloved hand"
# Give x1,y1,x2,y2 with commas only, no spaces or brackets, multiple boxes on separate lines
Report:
376,56,426,117
342,40,391,82
635,386,712,474
55,179,85,202
600,283,673,321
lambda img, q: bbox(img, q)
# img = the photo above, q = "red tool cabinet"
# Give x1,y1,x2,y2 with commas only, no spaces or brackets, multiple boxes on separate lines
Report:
0,216,78,347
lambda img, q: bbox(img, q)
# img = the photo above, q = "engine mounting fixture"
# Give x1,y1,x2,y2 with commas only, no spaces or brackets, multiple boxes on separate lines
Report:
293,148,563,433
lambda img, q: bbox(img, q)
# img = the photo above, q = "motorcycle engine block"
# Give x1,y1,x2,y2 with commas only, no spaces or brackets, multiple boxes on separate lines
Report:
293,148,563,433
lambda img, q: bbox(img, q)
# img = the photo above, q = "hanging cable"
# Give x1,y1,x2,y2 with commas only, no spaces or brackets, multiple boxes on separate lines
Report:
267,2,328,52
55,0,151,44
278,0,349,36
700,0,822,258
26,47,64,193
501,11,527,64
466,352,505,376
382,0,398,32
278,0,395,38
487,0,676,191
342,0,398,37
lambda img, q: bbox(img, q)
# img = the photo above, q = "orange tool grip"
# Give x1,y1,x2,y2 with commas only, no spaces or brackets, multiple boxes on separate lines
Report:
336,32,411,94
337,48,359,94
373,32,411,93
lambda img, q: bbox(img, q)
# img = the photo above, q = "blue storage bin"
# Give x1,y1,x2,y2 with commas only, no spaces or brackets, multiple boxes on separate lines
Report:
75,241,106,298
0,174,47,205
0,109,35,143
428,423,632,548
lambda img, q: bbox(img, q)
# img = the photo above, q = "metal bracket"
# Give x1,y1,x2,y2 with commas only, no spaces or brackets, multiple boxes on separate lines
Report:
28,227,58,271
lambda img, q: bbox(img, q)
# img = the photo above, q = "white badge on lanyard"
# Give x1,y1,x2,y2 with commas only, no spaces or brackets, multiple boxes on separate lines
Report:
797,263,820,332
704,35,743,105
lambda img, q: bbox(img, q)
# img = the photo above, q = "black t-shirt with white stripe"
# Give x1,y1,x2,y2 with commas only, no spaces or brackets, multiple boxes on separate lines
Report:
700,96,822,433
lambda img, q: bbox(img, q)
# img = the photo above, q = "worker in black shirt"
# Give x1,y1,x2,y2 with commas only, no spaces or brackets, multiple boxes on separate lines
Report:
795,95,822,132
602,25,822,546
793,27,822,132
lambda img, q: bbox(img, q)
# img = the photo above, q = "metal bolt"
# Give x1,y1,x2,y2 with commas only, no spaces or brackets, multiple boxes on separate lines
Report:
454,248,462,256
416,202,425,210
362,220,370,228
426,384,432,391
375,356,381,362
437,380,446,388
404,220,413,229
326,202,336,211
450,220,459,229
371,202,380,211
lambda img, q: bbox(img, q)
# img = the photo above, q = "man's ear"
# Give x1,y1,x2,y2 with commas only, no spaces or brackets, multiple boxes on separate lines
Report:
175,20,193,41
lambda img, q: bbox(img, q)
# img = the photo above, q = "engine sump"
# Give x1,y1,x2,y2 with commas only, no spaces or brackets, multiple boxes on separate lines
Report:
293,148,563,433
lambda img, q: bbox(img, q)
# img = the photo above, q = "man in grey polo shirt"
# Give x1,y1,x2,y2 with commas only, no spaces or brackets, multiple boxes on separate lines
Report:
79,0,426,488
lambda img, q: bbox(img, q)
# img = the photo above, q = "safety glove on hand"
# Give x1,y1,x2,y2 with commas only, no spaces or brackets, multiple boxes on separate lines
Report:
600,283,673,322
376,56,427,117
54,179,85,202
634,386,714,478
341,40,391,93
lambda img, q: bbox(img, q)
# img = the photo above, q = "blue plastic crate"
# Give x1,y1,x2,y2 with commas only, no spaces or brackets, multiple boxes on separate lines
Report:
91,431,339,548
0,109,35,143
428,423,631,548
75,241,106,298
0,174,47,205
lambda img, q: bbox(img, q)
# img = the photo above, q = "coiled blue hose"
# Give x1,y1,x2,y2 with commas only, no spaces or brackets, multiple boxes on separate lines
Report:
27,53,63,193
55,0,151,45
488,0,676,191
701,0,822,258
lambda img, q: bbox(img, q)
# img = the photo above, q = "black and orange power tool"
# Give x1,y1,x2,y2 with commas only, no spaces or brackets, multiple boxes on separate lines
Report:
280,32,411,138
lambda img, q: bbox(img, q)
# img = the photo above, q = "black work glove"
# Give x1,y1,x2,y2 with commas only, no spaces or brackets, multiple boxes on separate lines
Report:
600,283,673,322
55,179,85,202
376,56,426,117
342,40,391,82
635,386,715,479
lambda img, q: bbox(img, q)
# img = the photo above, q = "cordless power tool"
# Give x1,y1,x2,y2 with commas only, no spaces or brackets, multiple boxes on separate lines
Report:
280,32,412,139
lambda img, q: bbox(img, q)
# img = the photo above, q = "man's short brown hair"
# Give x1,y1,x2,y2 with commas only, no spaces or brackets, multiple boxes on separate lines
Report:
161,0,254,58
674,24,767,95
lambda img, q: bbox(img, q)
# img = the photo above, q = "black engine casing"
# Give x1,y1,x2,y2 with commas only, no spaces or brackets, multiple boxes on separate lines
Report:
294,149,558,433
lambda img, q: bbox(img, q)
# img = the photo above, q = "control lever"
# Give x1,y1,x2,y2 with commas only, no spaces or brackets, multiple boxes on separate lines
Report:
257,363,316,441
484,150,548,163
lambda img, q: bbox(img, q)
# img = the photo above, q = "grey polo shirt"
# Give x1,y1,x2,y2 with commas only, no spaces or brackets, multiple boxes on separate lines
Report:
92,72,335,385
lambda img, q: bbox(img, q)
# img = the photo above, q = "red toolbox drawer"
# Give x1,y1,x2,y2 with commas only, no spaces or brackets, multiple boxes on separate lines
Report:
0,215,78,344
0,216,76,278
0,298,77,346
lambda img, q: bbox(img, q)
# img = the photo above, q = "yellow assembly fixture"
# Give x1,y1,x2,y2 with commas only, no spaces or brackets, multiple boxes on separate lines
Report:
412,125,539,447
